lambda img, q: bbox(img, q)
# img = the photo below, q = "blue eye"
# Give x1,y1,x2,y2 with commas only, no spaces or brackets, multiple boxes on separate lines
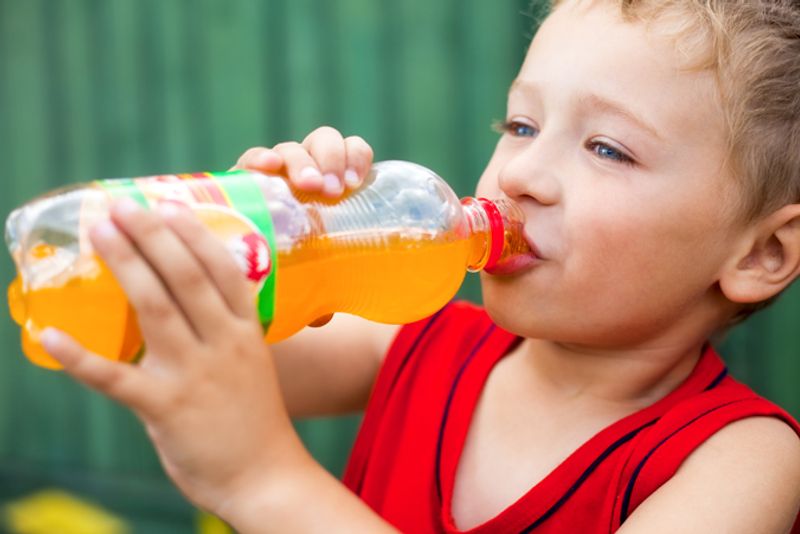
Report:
493,120,538,138
587,141,635,166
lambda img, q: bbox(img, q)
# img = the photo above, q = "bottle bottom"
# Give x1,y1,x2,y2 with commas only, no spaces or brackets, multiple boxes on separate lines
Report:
9,262,142,369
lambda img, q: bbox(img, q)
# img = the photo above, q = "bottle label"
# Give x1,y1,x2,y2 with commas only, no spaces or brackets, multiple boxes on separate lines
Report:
96,171,278,331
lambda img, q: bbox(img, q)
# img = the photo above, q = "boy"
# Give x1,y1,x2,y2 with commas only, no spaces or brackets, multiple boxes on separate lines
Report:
40,0,800,532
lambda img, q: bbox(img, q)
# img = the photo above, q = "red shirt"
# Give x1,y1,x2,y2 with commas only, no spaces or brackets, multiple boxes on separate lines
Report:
343,301,800,533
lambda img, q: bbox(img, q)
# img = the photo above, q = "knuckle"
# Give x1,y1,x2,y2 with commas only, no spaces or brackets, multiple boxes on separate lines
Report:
273,142,311,166
100,369,130,395
347,134,368,147
273,141,301,153
81,360,122,391
229,327,259,357
234,149,252,168
238,146,268,165
143,387,179,420
176,265,207,291
105,239,138,265
138,296,174,322
347,136,373,162
134,213,164,241
241,146,262,158
313,125,340,139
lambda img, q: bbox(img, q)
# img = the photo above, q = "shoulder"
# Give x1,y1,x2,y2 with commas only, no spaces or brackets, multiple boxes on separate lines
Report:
682,416,800,496
690,415,800,466
619,416,800,533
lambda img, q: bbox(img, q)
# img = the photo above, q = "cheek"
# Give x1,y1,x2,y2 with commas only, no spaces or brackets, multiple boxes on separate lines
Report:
565,202,729,307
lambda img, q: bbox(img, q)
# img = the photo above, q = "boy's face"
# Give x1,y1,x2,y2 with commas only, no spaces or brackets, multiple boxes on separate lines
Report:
477,0,742,347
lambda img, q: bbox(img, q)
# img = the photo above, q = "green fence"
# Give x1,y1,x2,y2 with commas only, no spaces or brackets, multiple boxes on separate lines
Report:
0,0,797,532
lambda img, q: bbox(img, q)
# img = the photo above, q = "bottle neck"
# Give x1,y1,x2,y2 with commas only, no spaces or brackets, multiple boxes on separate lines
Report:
461,197,529,273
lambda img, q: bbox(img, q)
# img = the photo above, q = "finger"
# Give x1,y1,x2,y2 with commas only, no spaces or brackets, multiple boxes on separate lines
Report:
233,146,284,173
159,202,257,322
90,214,196,356
343,135,374,189
303,126,348,198
271,141,325,192
95,200,223,348
107,198,239,341
41,328,154,414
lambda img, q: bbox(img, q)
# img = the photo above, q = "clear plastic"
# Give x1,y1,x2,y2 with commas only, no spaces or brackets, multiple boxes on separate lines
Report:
6,160,531,369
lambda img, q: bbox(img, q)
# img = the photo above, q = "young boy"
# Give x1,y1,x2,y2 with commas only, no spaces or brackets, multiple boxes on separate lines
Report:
40,0,800,532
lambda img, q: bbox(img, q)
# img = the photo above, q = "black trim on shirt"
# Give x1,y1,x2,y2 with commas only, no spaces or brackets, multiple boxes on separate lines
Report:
518,419,658,533
435,324,496,503
353,305,449,495
618,373,733,525
703,369,728,391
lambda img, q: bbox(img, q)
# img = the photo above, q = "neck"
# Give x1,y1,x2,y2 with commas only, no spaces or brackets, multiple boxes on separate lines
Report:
518,338,706,408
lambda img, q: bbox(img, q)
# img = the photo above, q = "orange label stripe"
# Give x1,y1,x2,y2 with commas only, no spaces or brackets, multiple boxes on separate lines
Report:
178,173,230,207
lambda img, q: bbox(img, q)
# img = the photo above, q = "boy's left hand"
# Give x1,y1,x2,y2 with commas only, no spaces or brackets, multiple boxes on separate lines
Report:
40,197,308,515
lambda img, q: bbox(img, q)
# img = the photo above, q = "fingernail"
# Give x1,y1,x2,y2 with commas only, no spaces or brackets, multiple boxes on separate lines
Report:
157,201,181,219
92,220,119,240
323,173,344,196
40,328,62,352
298,166,323,188
344,168,360,188
115,197,141,216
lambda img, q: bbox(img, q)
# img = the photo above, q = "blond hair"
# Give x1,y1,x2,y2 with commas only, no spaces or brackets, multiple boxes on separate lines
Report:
550,0,800,221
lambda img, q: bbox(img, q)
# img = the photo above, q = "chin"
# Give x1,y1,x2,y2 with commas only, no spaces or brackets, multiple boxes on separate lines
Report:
479,276,543,337
479,275,650,346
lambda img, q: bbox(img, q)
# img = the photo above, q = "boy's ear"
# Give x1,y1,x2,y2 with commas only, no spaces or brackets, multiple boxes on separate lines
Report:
719,204,800,304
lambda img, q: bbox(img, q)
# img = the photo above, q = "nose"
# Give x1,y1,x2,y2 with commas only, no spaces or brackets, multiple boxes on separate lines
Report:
497,142,561,206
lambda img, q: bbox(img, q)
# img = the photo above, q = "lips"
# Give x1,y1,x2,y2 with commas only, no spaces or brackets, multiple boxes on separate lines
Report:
484,230,543,276
485,252,540,275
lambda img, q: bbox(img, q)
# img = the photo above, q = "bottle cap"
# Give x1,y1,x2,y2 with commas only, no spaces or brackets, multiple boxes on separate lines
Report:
477,198,505,272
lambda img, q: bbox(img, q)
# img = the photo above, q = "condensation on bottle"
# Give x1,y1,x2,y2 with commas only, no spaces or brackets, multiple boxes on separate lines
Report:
5,161,533,369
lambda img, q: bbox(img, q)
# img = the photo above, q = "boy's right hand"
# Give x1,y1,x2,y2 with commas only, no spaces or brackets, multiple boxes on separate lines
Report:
233,126,374,198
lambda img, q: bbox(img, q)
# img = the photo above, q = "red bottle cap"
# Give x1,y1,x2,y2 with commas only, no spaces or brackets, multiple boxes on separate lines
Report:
477,198,504,272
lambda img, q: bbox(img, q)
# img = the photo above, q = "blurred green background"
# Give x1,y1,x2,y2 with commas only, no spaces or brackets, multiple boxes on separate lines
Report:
0,0,797,532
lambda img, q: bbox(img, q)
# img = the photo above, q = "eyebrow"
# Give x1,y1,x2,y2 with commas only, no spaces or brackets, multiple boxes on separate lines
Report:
577,92,663,141
509,80,664,141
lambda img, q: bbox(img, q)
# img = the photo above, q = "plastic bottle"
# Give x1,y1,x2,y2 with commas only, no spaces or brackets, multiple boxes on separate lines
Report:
5,161,532,369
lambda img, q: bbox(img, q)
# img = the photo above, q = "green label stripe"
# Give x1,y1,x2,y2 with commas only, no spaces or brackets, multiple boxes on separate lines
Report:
94,178,149,207
210,172,278,329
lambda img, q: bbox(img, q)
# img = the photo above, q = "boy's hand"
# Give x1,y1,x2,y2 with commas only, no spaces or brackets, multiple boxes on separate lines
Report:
234,126,374,328
40,197,311,515
234,126,374,198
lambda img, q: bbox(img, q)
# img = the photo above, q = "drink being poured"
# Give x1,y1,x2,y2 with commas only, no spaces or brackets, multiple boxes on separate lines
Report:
5,161,533,369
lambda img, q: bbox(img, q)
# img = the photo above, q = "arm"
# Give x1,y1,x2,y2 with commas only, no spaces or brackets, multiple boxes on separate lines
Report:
617,416,800,534
271,315,400,418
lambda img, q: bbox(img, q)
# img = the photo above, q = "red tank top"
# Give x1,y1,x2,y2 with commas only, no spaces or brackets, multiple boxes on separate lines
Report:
342,301,800,533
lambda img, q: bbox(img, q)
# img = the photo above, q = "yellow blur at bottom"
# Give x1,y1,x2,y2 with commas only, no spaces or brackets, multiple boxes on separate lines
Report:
3,489,129,534
196,511,233,534
3,488,233,534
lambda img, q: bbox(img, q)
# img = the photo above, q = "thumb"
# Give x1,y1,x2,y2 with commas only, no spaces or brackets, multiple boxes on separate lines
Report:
41,328,151,412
